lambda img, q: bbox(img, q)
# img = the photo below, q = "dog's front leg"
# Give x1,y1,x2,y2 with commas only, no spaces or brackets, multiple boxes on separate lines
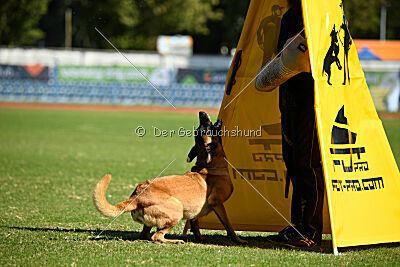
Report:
182,219,206,242
213,204,247,244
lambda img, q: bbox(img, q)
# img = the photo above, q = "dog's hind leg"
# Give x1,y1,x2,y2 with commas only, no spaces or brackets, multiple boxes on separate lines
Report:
190,219,206,242
212,204,247,244
152,222,184,244
149,197,185,244
138,225,152,241
182,220,190,235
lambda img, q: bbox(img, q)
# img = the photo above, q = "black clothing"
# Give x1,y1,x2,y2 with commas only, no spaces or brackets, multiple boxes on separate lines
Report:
277,7,325,243
278,7,314,111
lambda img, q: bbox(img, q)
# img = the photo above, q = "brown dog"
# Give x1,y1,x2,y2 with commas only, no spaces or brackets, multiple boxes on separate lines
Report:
185,111,246,244
93,111,245,244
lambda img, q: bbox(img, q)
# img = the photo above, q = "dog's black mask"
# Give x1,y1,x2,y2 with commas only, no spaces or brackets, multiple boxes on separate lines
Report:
187,111,222,164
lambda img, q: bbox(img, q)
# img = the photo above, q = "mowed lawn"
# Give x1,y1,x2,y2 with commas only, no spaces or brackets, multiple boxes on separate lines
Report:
0,108,399,266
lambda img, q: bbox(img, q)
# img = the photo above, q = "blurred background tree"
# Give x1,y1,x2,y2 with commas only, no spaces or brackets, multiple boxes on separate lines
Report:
343,0,400,40
385,0,400,40
344,0,382,39
39,0,223,50
0,0,399,53
0,0,51,46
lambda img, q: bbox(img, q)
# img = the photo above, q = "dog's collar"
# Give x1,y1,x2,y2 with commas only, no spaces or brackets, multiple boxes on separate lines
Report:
191,166,229,176
206,168,229,176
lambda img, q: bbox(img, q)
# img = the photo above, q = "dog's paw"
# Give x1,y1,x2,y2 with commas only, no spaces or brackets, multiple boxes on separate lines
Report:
168,239,185,244
233,237,248,245
138,236,152,241
194,235,206,243
155,238,186,244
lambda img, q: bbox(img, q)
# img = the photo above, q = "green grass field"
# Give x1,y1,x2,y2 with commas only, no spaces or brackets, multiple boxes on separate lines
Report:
0,108,399,266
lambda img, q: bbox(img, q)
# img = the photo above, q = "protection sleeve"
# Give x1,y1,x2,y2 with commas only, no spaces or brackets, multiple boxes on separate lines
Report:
255,56,298,92
255,34,310,92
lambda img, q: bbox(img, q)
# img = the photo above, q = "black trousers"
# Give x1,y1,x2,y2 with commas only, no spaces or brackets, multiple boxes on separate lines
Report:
281,104,325,243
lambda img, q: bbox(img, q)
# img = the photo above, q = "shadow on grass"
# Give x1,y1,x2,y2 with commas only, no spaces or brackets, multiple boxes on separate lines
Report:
6,225,334,253
8,225,399,254
6,225,140,241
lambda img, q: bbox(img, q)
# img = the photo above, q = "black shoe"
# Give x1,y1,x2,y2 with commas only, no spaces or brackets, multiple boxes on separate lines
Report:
266,226,302,244
284,236,319,248
267,226,320,248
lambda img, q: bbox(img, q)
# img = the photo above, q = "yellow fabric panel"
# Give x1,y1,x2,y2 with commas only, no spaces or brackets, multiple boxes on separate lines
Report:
303,0,400,247
199,0,331,234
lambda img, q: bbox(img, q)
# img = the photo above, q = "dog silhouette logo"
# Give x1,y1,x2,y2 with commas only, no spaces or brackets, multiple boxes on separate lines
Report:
322,2,353,86
323,25,342,85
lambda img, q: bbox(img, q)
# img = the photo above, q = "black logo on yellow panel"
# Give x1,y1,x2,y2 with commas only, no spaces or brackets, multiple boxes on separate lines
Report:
322,1,352,86
230,123,285,183
330,106,384,192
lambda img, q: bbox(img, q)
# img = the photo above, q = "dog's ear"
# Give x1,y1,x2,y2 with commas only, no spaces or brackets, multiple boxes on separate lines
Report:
213,119,222,130
199,111,211,126
187,145,198,163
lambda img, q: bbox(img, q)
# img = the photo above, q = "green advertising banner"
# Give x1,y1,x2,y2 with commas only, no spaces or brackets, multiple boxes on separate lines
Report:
58,65,157,83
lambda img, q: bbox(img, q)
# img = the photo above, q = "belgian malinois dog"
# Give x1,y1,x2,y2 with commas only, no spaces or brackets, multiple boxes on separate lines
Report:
184,111,246,244
93,111,246,244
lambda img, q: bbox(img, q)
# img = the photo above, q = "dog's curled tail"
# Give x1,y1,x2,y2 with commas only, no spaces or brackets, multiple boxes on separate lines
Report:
93,174,137,217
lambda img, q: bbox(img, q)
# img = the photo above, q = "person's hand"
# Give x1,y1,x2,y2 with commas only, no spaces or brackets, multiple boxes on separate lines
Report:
281,34,311,73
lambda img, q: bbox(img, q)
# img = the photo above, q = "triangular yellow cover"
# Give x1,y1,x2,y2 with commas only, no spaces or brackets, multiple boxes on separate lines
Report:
199,0,400,249
304,0,400,248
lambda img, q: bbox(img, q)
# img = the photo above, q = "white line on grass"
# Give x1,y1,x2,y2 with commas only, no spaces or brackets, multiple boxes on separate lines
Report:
95,27,176,109
95,158,176,239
